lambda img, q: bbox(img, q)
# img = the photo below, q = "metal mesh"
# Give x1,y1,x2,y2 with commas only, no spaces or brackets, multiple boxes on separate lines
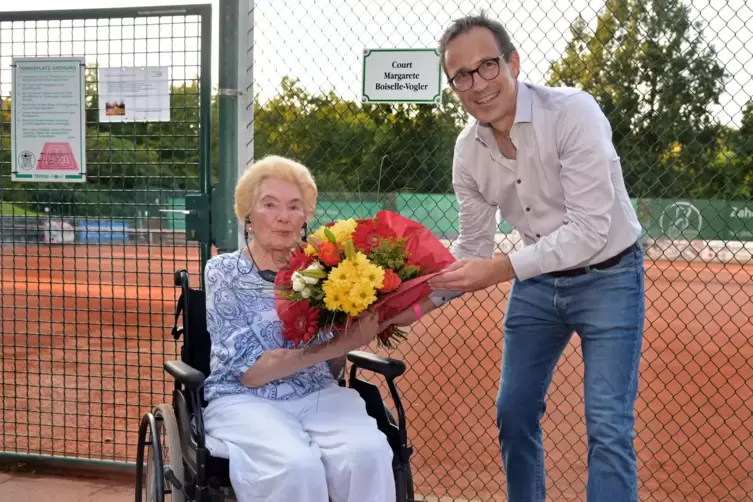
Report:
249,0,753,500
0,6,210,464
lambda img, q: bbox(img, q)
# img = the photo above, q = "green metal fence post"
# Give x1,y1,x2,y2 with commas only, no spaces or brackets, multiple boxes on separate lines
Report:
213,0,241,254
198,4,214,274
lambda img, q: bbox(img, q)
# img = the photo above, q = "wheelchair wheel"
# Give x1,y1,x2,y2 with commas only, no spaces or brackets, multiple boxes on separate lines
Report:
136,404,185,502
152,403,186,502
135,412,163,502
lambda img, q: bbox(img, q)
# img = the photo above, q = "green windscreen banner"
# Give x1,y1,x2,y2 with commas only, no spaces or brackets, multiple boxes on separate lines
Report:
306,195,753,242
637,198,753,241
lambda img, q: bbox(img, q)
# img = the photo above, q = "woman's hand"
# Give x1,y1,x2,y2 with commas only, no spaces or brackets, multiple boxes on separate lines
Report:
332,311,380,353
240,311,380,389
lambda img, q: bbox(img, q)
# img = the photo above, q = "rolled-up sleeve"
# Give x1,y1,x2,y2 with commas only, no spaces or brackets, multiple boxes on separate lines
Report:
508,92,616,280
429,143,497,307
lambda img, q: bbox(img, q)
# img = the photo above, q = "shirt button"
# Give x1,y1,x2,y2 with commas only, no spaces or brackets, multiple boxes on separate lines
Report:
536,233,541,238
517,179,521,184
526,207,530,211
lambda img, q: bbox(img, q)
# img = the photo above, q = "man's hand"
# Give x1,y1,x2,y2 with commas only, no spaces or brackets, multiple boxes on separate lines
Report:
428,254,516,293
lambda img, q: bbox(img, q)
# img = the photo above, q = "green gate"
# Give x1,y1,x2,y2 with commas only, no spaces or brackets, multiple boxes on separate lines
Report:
0,5,212,471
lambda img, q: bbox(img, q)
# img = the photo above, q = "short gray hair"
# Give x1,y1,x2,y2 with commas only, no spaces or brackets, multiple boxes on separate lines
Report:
438,11,516,73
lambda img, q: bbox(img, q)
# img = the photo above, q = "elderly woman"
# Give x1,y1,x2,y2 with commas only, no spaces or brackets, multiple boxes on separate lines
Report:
201,155,395,502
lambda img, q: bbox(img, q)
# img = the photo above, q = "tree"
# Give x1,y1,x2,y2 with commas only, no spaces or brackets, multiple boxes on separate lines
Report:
252,77,467,195
547,0,728,198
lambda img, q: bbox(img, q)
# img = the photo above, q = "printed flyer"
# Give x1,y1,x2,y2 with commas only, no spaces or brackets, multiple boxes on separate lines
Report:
98,66,170,122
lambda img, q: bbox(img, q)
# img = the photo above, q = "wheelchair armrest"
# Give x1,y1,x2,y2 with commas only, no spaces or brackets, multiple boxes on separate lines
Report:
347,351,406,380
164,360,205,391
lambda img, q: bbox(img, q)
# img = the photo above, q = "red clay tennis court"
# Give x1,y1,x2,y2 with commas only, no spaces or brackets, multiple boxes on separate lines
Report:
1,244,752,501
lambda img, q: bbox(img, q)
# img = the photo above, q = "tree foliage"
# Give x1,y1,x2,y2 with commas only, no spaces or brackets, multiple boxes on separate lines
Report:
546,0,750,199
3,0,751,221
252,76,467,195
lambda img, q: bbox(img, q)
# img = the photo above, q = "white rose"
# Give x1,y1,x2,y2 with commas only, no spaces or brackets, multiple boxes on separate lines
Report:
292,273,306,292
301,274,319,285
301,287,312,298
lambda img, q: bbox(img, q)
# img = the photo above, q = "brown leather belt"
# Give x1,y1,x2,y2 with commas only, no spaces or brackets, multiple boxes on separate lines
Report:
549,242,639,277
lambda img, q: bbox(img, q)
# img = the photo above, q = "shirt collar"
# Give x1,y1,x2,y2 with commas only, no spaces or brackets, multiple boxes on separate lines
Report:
474,80,532,147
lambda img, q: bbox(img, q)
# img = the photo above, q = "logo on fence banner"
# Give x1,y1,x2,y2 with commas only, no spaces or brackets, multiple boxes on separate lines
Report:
729,205,753,219
658,201,703,240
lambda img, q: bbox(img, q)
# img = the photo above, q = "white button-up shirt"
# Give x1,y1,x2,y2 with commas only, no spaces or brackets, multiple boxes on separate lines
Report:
431,81,641,305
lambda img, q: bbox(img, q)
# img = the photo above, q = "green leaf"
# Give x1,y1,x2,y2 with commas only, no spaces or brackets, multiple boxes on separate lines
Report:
323,227,337,244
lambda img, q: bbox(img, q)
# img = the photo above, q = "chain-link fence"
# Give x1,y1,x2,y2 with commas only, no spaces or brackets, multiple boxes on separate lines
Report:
0,1,751,500
249,0,753,500
0,5,211,466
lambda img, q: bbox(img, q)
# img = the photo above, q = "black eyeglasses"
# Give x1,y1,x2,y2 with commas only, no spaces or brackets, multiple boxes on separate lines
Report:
448,56,504,92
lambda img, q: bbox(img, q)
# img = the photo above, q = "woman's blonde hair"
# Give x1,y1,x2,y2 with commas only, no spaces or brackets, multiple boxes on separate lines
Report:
234,155,318,222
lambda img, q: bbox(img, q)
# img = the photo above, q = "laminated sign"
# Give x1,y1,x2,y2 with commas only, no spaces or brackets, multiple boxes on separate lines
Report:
361,48,442,104
11,57,87,183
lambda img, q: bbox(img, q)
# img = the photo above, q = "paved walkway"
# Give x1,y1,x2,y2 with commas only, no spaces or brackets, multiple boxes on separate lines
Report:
0,471,132,502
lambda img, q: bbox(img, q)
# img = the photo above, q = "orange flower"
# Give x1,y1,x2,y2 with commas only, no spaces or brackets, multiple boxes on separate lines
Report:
379,269,402,293
318,242,341,266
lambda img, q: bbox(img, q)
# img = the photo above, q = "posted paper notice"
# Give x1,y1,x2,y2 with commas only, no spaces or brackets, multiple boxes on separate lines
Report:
11,57,87,183
98,66,170,122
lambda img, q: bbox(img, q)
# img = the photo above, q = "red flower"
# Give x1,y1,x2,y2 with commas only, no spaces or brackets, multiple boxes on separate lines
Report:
318,242,341,266
277,245,314,286
379,269,402,293
352,215,397,254
375,324,407,348
378,325,396,344
280,299,320,346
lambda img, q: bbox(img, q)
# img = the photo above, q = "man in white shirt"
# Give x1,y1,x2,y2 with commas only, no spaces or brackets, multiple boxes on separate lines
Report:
405,11,644,502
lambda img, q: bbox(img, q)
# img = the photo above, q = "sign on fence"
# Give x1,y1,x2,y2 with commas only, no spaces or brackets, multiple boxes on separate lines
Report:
361,48,442,104
11,57,87,183
98,66,171,122
639,198,753,241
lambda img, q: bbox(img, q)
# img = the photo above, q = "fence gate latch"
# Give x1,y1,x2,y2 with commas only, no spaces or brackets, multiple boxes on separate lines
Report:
183,193,211,243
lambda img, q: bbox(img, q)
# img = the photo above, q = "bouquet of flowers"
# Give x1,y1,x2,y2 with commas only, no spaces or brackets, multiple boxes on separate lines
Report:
274,210,456,348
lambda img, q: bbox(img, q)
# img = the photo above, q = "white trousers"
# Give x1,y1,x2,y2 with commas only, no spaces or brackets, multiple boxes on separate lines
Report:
203,384,396,502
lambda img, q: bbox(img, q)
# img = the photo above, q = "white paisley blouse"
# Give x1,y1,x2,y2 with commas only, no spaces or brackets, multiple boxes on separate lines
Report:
202,250,337,402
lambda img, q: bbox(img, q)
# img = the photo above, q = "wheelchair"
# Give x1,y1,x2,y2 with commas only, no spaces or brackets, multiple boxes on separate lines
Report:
135,269,415,501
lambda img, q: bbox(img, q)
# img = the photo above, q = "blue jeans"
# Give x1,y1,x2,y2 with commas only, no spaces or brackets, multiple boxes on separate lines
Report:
497,245,644,502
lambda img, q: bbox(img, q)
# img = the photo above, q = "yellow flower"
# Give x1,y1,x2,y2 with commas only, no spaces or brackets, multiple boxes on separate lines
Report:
304,219,357,256
304,225,329,256
322,280,350,312
340,298,363,317
320,248,385,316
327,263,351,283
348,251,370,267
350,281,377,310
330,219,358,244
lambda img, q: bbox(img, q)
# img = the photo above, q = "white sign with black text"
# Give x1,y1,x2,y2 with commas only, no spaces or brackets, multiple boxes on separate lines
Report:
98,66,170,122
361,49,442,104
